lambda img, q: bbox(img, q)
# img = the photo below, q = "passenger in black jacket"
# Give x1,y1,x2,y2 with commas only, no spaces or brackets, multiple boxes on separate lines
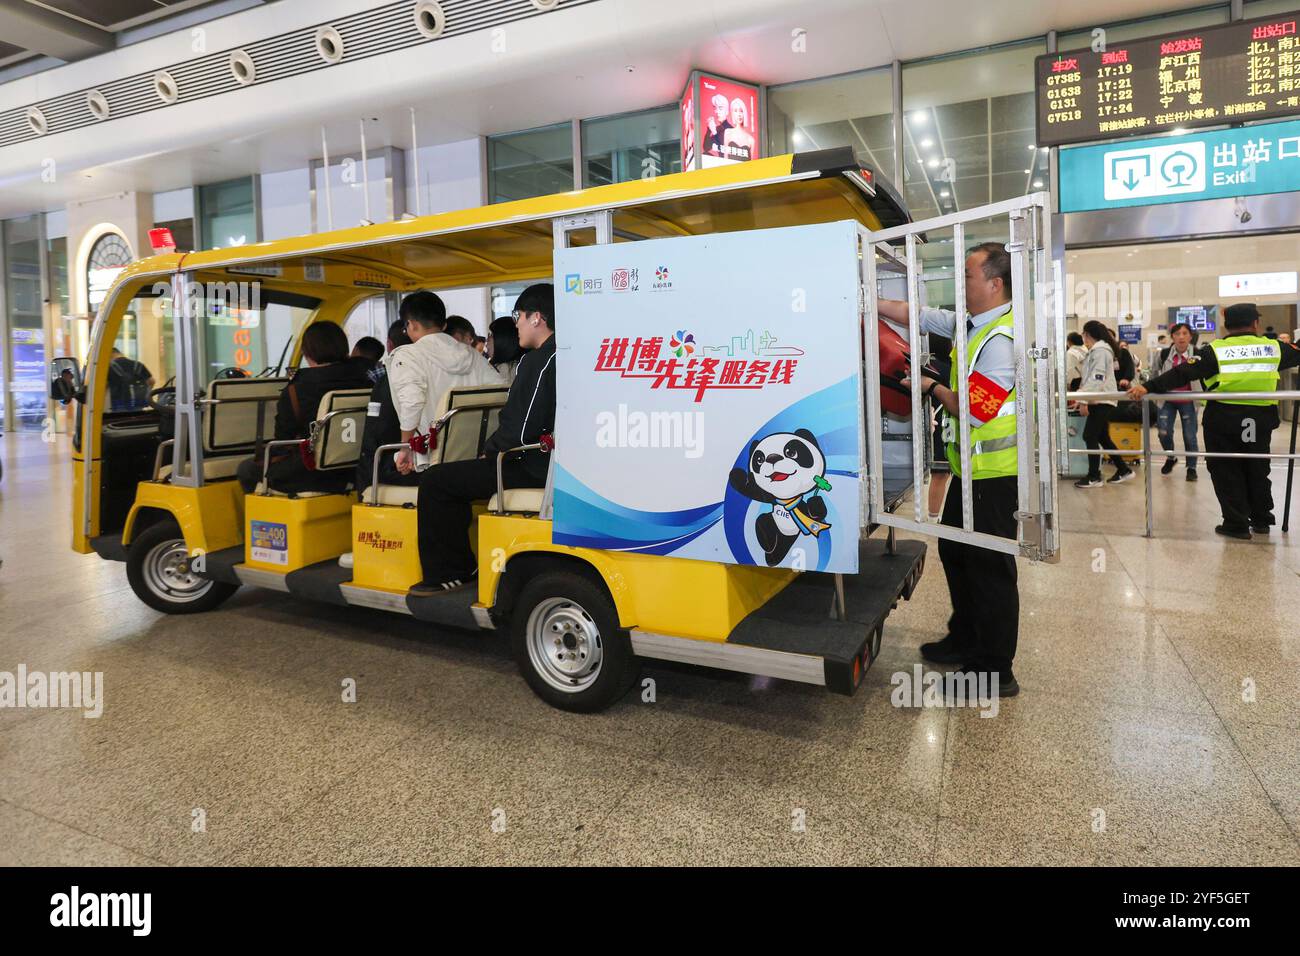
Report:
356,318,414,494
236,322,373,494
412,284,556,593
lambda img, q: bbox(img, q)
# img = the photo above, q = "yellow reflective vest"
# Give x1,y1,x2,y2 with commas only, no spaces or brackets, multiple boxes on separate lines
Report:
1205,335,1282,406
946,311,1017,480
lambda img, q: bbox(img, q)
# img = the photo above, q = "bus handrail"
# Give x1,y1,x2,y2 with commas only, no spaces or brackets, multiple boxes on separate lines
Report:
153,439,175,482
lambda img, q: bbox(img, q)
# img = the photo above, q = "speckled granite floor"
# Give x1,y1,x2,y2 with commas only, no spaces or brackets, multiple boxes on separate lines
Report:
2,430,1297,865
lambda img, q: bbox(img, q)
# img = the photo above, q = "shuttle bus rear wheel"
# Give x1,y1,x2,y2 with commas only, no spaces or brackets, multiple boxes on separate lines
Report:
511,571,638,713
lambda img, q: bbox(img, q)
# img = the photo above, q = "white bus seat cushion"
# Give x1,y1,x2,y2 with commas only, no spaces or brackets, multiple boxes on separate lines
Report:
158,456,244,481
486,489,544,513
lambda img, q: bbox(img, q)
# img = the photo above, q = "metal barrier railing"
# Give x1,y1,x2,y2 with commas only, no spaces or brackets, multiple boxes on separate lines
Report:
1064,389,1300,537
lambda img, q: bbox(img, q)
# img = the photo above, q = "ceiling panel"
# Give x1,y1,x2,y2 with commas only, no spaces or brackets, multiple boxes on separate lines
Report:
36,1,186,29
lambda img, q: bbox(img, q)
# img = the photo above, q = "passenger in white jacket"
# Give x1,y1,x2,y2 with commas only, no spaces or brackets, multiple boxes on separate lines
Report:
1072,320,1134,488
389,292,500,474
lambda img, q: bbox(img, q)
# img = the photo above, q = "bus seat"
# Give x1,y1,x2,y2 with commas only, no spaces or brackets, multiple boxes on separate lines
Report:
370,383,509,507
372,484,419,507
157,457,245,482
256,388,373,497
487,489,545,514
206,376,289,455
315,387,370,419
157,376,291,482
431,384,510,465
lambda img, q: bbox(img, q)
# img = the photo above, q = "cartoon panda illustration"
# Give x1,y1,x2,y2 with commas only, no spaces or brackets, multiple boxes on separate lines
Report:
728,429,832,567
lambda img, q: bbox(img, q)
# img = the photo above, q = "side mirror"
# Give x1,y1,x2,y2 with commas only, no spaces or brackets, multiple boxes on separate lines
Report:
49,356,82,400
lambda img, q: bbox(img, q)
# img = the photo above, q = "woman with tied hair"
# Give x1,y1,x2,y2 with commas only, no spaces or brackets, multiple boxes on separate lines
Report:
1072,320,1134,488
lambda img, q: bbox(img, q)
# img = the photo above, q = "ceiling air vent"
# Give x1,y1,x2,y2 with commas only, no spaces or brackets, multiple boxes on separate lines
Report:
154,71,179,104
87,90,110,120
315,26,345,64
1,0,600,148
414,2,447,39
230,50,256,85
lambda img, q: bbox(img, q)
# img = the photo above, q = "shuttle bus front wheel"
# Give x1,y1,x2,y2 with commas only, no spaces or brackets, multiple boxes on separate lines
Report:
126,521,237,614
510,571,638,713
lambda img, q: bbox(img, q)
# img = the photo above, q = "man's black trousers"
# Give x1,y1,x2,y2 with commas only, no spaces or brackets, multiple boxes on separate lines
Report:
1202,404,1277,531
937,474,1019,673
416,457,543,584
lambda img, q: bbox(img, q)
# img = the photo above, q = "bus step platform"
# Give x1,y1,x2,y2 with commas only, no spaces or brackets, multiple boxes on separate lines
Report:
405,586,481,631
726,538,926,695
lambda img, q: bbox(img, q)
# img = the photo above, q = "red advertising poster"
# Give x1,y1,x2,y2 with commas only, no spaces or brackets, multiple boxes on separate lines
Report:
680,82,696,171
698,74,760,168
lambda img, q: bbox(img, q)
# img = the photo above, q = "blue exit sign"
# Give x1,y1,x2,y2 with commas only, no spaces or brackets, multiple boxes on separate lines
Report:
1059,117,1300,213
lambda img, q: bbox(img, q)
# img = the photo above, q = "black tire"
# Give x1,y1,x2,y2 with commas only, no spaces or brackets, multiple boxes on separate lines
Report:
126,520,237,614
510,571,639,713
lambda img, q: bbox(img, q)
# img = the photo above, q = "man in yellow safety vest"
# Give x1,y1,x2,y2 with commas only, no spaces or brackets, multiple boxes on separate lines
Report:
1130,302,1300,539
879,242,1021,698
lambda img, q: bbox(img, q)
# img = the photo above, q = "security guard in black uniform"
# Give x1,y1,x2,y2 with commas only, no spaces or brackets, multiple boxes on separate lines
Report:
1130,303,1300,539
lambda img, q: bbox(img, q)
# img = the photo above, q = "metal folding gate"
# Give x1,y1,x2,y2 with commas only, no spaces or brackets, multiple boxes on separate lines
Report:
859,192,1062,563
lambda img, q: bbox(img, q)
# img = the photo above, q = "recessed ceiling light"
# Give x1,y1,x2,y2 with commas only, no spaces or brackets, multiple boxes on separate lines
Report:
1024,168,1032,173
793,131,804,144
911,111,928,125
1027,143,1037,150
920,137,934,148
1032,179,1043,188
940,189,950,197
927,158,940,168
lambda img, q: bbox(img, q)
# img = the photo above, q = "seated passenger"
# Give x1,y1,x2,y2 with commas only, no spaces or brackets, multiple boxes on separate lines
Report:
235,322,373,494
356,319,414,494
444,315,478,347
351,336,385,371
410,284,555,594
485,315,524,384
388,292,500,478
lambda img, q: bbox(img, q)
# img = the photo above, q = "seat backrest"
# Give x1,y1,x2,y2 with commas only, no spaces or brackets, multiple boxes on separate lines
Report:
434,384,510,465
205,377,289,454
315,387,371,421
311,406,369,471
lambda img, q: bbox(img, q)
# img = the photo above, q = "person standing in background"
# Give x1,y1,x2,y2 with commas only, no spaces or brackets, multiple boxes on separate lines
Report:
1131,303,1300,539
1073,320,1134,488
1153,322,1201,482
1065,331,1087,391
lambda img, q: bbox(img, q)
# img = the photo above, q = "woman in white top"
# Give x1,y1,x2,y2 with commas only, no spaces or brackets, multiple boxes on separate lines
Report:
1073,320,1134,487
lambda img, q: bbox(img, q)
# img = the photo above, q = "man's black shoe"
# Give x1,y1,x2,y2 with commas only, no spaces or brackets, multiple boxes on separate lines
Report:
1214,524,1251,540
943,666,1020,699
992,672,1020,698
1186,469,1198,482
920,636,971,664
1252,524,1270,535
410,570,477,597
1161,459,1176,475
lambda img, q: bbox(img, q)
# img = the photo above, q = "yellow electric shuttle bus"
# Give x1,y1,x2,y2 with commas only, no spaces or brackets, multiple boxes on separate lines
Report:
66,148,1062,712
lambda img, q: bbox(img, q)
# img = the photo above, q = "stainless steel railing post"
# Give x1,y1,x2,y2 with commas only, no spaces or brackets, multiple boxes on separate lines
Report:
1142,398,1153,539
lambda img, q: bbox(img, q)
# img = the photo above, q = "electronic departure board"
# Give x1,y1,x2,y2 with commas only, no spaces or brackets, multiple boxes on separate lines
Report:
1035,11,1300,147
